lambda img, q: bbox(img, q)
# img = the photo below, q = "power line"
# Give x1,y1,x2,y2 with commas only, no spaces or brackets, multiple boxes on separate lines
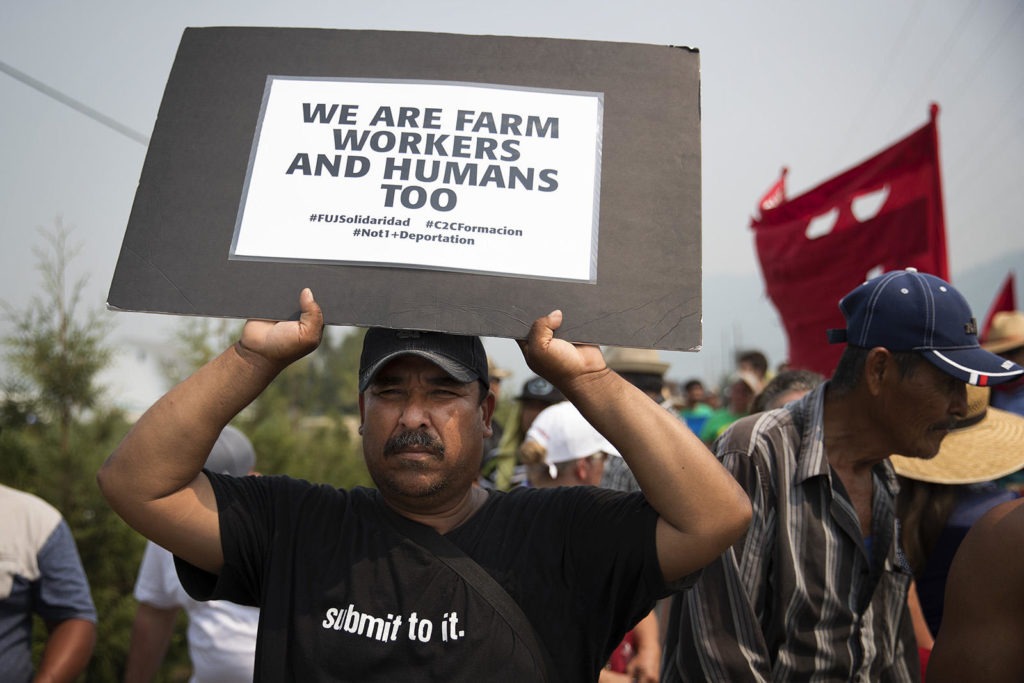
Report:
942,0,1024,105
0,58,149,146
942,0,1024,186
946,70,1024,190
836,0,928,160
888,0,985,138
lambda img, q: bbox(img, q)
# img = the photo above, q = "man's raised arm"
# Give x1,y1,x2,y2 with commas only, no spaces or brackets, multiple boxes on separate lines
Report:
97,288,324,574
519,311,752,582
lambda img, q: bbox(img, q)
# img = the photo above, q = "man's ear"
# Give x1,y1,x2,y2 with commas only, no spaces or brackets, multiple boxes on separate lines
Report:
573,458,590,483
864,347,892,396
358,393,366,431
481,389,496,438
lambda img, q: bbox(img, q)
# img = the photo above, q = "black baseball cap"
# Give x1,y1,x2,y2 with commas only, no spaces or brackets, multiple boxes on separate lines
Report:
359,328,489,392
516,376,565,404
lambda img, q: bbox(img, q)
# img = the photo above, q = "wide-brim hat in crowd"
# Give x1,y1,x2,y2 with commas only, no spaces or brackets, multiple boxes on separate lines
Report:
827,268,1024,387
487,356,512,381
983,310,1024,355
516,376,565,404
730,370,765,395
891,384,1024,484
524,402,619,465
603,347,670,376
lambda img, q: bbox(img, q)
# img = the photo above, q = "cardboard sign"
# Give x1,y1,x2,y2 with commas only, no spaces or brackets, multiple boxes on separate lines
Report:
108,28,702,350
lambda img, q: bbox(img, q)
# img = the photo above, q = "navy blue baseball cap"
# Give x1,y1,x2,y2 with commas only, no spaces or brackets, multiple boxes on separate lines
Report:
827,268,1024,386
359,328,489,393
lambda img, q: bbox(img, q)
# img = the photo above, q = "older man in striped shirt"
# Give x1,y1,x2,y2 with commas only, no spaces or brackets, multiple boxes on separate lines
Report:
662,269,1024,682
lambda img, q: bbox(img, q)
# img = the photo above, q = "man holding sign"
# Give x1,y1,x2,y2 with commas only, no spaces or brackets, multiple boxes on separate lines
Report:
98,289,751,681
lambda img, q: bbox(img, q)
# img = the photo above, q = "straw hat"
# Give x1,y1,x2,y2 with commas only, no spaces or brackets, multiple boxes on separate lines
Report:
603,347,669,376
891,384,1024,484
983,311,1024,355
487,356,512,380
730,370,765,395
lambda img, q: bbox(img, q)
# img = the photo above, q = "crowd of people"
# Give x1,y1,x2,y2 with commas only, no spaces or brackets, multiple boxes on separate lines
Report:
4,271,1024,681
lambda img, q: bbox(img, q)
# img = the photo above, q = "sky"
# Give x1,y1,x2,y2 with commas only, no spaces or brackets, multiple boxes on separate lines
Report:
2,1,1023,410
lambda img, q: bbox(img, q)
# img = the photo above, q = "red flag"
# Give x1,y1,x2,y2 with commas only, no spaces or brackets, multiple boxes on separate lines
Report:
981,272,1016,342
752,104,948,377
758,167,788,214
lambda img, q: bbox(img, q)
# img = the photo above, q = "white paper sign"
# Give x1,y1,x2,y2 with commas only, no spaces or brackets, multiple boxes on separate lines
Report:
230,77,603,282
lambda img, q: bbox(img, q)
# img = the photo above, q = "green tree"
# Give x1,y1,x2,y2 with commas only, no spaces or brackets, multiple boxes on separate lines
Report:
158,316,242,388
1,219,146,681
2,219,112,510
156,315,372,488
240,326,371,487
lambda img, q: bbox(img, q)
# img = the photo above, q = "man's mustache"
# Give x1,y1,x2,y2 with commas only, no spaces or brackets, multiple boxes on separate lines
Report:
384,430,446,458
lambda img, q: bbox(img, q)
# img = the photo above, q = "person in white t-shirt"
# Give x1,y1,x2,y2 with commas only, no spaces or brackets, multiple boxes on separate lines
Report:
123,426,259,683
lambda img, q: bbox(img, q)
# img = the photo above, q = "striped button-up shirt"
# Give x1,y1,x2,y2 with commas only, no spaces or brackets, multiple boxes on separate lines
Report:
662,384,919,682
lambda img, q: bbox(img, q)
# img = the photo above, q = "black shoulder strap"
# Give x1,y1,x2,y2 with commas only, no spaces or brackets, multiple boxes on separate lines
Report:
375,497,558,682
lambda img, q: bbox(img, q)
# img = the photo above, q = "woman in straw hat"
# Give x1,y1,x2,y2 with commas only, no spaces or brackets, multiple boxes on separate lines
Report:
983,311,1024,495
892,384,1024,663
984,310,1024,416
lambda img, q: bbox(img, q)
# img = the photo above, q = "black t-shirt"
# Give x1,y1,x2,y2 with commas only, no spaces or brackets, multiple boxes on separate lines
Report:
178,474,675,682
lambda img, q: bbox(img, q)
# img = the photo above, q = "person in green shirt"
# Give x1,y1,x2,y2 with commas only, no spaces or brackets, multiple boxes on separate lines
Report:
700,371,763,444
